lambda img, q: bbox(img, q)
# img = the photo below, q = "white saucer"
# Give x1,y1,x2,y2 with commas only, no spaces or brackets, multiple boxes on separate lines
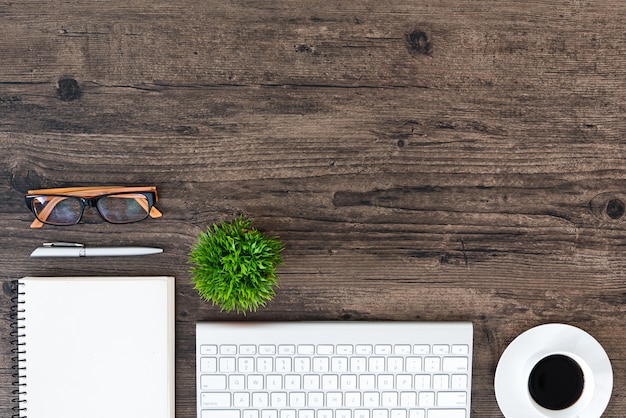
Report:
494,323,612,418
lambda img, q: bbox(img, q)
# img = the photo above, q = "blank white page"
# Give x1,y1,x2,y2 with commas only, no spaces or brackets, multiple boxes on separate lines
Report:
18,276,175,418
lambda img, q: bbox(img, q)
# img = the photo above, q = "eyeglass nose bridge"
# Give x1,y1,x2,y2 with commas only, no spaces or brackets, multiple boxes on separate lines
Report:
79,197,99,207
76,197,106,221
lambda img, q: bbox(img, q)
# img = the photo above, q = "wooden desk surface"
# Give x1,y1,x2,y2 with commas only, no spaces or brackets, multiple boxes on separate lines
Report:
2,1,626,416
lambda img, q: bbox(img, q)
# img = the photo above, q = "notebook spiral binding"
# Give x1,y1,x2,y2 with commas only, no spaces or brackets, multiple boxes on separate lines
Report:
9,280,26,418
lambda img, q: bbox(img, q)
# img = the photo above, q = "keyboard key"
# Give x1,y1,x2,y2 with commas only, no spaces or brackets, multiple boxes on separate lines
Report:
355,409,370,418
259,345,276,355
240,345,257,355
388,357,404,372
233,392,250,407
280,410,296,418
229,374,245,390
220,345,237,354
418,391,435,407
202,411,239,418
437,391,467,407
200,345,218,355
395,344,412,354
375,344,392,354
298,345,315,355
276,357,292,372
400,391,417,407
369,357,385,372
427,410,466,418
219,357,236,372
451,374,468,390
433,344,450,354
345,391,361,407
313,357,330,372
327,391,343,407
294,357,311,372
243,411,259,418
452,344,469,355
413,345,430,355
337,345,354,354
378,374,394,389
267,375,282,390
382,391,399,407
356,345,373,355
278,345,295,355
350,357,367,372
373,410,389,418
406,357,422,372
271,392,287,407
238,357,255,372
397,374,413,389
261,411,278,418
318,345,334,355
252,392,268,407
289,392,306,407
257,357,273,373
415,374,431,390
299,411,315,418
424,357,441,372
341,374,357,389
408,411,425,418
247,375,264,389
200,357,217,373
391,410,407,418
363,391,380,407
322,375,338,390
443,357,469,372
303,374,320,389
332,357,348,372
201,392,230,407
433,374,450,390
285,374,301,389
308,392,324,407
200,375,226,390
359,374,376,390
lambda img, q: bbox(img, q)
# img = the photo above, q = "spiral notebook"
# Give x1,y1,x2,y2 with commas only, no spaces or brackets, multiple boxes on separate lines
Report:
12,276,175,418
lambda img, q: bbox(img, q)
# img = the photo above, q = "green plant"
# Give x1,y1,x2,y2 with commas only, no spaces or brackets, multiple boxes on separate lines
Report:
189,216,284,314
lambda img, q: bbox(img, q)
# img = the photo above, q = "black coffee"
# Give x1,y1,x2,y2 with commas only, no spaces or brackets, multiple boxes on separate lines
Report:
528,354,584,410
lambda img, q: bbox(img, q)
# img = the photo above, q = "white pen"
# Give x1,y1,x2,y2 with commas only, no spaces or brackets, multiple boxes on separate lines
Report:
30,242,163,257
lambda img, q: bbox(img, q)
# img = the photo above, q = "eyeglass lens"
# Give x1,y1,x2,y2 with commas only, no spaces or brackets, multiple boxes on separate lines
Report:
97,194,151,223
32,194,151,225
32,196,82,225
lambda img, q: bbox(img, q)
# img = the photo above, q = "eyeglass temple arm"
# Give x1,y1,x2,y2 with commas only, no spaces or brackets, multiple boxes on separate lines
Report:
107,194,162,218
27,186,158,196
30,219,45,228
29,196,67,228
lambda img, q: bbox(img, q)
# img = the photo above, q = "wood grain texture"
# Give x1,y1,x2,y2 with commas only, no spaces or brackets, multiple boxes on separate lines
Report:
2,1,626,416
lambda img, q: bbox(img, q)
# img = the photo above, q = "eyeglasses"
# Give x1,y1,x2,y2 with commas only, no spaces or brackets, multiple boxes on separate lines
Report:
25,186,162,228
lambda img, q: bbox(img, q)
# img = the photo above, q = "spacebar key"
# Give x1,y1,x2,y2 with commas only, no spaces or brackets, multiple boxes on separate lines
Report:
428,410,466,418
201,410,240,418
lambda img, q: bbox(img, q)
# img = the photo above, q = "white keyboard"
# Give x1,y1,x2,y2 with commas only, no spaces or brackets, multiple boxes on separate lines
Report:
196,322,473,418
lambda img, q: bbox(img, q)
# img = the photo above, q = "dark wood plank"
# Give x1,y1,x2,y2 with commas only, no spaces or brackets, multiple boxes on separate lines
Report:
3,1,626,416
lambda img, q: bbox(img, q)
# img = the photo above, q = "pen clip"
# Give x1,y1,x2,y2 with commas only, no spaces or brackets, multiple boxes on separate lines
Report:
43,242,85,248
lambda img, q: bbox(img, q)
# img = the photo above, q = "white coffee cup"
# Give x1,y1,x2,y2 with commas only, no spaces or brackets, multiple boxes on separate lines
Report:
495,324,612,418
